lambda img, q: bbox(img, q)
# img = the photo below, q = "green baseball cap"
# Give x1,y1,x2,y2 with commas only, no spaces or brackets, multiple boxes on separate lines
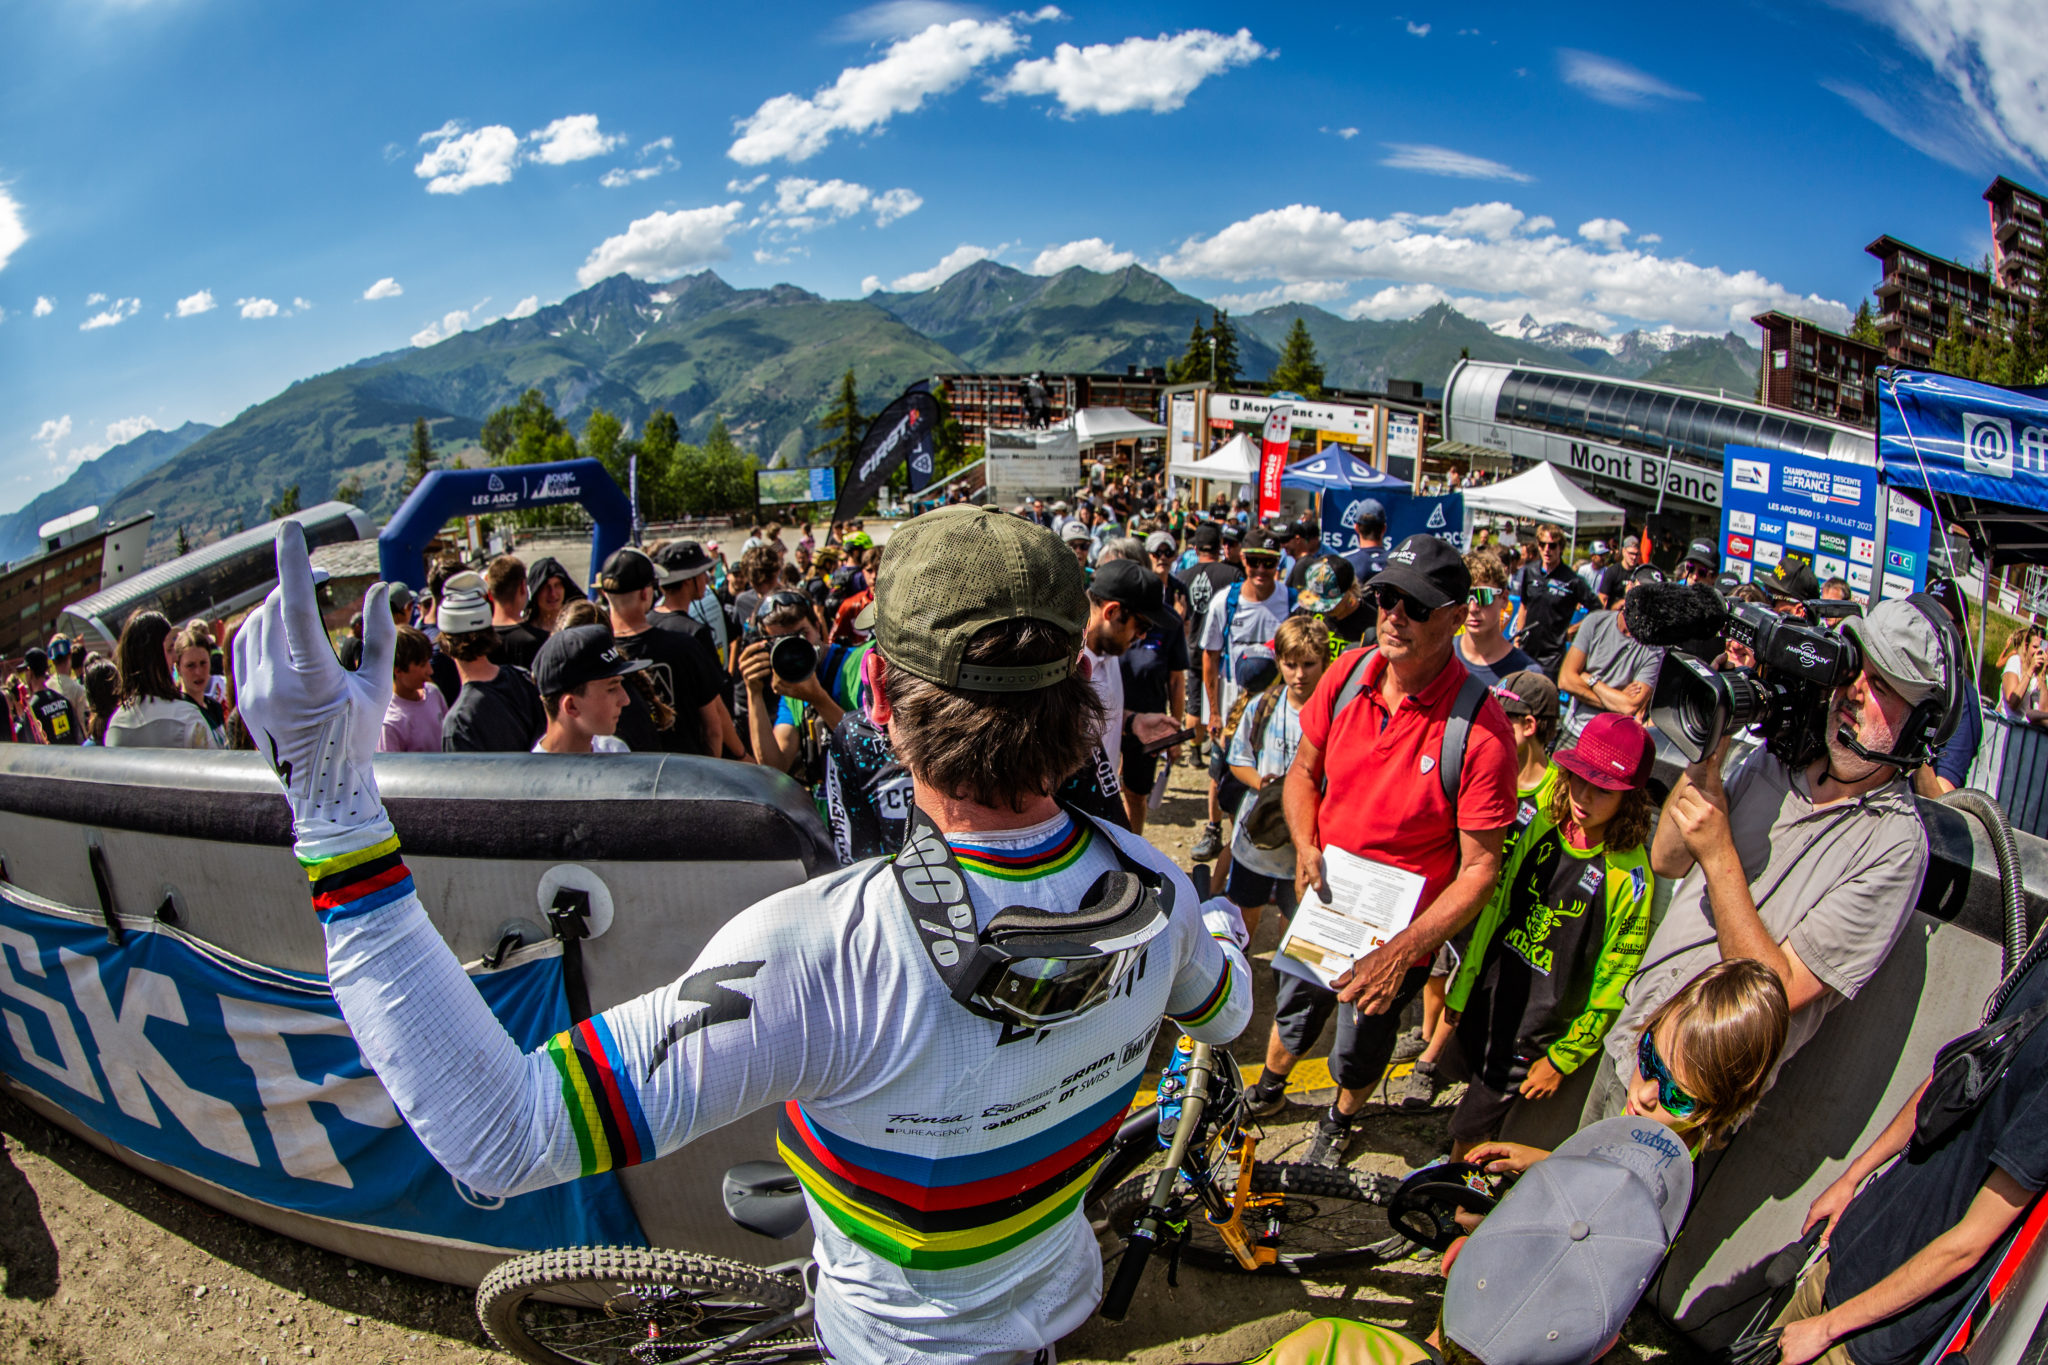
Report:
871,505,1088,692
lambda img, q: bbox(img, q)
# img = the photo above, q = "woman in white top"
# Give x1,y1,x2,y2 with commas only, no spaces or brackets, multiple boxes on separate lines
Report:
104,610,219,750
1998,622,2047,725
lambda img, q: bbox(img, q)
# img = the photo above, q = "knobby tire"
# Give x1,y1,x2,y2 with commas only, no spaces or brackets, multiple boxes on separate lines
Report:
1102,1161,1407,1273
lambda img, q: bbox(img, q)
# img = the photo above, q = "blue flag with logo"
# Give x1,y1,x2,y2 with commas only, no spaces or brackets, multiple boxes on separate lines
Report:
1878,369,2048,513
0,890,644,1253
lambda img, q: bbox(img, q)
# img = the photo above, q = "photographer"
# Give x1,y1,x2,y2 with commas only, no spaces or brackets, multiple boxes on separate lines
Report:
1580,597,1947,1126
739,591,859,777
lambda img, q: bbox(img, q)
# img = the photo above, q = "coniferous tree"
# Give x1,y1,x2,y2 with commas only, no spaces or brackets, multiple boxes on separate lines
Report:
810,369,867,484
402,417,437,495
481,389,576,465
331,473,365,506
701,418,759,515
1206,309,1243,389
1268,316,1326,396
267,484,301,520
1168,321,1209,383
1849,299,1882,347
1930,304,1972,379
175,524,191,557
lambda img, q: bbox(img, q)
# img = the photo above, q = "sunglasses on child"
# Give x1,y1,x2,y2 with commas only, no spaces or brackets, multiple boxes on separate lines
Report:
1637,1029,1700,1119
1369,585,1438,621
1468,587,1499,606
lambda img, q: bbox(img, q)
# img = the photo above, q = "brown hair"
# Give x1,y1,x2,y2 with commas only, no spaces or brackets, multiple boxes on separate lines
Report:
440,627,499,663
83,658,121,744
1464,550,1507,590
1274,614,1330,666
1642,958,1789,1147
115,610,180,706
392,625,432,672
485,555,527,605
735,545,780,592
173,622,215,659
558,600,606,630
809,546,842,580
880,619,1101,811
1547,771,1655,852
1536,522,1566,545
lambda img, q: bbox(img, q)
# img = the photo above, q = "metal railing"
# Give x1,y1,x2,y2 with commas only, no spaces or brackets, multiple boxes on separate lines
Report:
1970,711,2048,839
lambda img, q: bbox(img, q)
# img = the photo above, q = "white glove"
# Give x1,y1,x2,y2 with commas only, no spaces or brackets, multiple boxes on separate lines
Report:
1200,894,1250,953
231,523,397,858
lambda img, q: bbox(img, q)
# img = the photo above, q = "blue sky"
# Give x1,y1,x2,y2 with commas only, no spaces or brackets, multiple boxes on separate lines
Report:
3,0,2044,515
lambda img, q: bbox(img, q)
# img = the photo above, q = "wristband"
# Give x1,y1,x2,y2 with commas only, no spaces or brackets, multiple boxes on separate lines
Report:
301,834,413,924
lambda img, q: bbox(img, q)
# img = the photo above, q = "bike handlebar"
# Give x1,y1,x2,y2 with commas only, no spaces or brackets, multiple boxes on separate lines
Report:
1099,1220,1157,1321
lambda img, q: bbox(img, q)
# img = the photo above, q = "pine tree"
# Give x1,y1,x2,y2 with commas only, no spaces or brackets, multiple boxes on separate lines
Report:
1930,304,1971,379
267,484,301,520
810,369,867,482
640,410,681,521
331,473,365,505
402,417,437,495
701,417,758,514
1849,299,1882,347
1206,309,1243,389
1168,321,1209,383
1268,316,1325,396
175,525,191,557
481,389,576,465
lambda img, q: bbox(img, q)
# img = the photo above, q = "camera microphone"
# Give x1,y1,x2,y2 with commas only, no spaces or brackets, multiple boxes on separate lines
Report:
1623,581,1728,647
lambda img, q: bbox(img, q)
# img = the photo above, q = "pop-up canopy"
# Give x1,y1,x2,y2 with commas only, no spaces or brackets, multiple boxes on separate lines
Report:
1169,433,1258,485
1459,461,1626,533
1282,446,1406,492
1880,369,2048,563
1073,406,1168,448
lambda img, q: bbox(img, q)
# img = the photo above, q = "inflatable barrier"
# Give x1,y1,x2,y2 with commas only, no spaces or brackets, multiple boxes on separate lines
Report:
0,745,831,1288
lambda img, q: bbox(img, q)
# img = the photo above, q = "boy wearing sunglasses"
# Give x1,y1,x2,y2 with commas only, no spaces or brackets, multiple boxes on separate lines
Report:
1453,551,1536,688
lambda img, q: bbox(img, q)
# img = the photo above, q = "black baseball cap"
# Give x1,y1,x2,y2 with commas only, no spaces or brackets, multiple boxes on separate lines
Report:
1220,522,1245,545
598,547,657,595
1762,558,1820,601
23,647,48,673
1628,564,1666,587
1290,516,1321,542
653,539,712,587
1682,539,1718,571
1089,558,1180,636
532,624,651,698
1191,523,1222,552
1367,534,1470,612
1242,528,1285,558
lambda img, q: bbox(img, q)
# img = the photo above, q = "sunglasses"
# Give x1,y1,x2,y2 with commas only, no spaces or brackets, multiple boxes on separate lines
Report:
1637,1030,1700,1119
1540,541,1564,553
754,590,811,622
1370,585,1436,621
1468,587,1499,607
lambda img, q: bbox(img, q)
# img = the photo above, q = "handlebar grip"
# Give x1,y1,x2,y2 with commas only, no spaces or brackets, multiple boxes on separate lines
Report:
1765,1223,1827,1289
1099,1223,1157,1321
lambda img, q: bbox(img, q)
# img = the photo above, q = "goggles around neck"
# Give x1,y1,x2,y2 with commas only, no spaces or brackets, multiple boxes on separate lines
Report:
893,805,1173,1030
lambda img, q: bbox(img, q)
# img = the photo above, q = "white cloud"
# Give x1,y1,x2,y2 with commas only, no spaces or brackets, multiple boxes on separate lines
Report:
728,18,1026,163
1159,199,1850,334
601,155,678,188
173,289,216,317
1839,0,2048,169
995,27,1265,115
414,123,520,194
861,274,884,295
1346,283,1452,320
0,186,24,273
32,295,52,317
1558,50,1700,106
418,120,464,145
363,277,403,300
104,415,157,447
578,201,746,285
528,114,625,166
1578,217,1631,249
1406,20,1431,36
1214,280,1351,311
32,414,156,477
1030,237,1135,273
872,187,923,225
888,243,995,291
507,295,541,320
1638,232,1663,244
642,137,674,154
834,1,989,41
1380,143,1533,182
1325,126,1360,139
292,296,314,311
34,416,71,450
727,174,769,194
411,307,474,348
85,292,106,306
79,297,140,330
237,296,279,319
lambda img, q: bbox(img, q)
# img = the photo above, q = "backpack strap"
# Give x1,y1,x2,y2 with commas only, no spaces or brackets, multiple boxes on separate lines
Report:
1223,579,1242,641
1438,671,1491,804
1328,646,1378,720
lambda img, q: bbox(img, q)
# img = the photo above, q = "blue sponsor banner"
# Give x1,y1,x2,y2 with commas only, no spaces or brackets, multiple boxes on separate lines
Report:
0,891,644,1251
1719,444,1928,599
1320,488,1465,555
1878,369,2048,513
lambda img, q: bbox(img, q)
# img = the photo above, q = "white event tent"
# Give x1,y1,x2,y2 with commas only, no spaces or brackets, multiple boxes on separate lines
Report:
1460,462,1626,536
1168,433,1257,486
1073,406,1168,448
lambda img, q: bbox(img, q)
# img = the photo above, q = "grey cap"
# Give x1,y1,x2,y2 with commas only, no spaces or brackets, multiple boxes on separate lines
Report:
1059,519,1093,544
439,571,492,635
1145,530,1177,554
1443,1118,1693,1365
1842,597,1947,707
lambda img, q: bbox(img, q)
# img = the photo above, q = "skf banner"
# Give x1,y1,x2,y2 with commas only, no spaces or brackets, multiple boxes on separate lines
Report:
1257,406,1292,522
0,889,644,1252
1878,369,2048,513
832,381,939,522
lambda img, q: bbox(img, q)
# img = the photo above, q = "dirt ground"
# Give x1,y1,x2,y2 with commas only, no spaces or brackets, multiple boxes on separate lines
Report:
0,751,1699,1365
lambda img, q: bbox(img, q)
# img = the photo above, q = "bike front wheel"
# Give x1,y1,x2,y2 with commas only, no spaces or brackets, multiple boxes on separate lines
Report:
1102,1162,1407,1273
477,1245,822,1365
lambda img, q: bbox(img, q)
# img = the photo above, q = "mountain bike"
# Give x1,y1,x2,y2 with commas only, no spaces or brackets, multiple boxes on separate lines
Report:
475,1039,1417,1365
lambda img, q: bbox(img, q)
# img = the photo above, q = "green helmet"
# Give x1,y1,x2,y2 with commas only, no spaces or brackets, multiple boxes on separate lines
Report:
844,531,874,550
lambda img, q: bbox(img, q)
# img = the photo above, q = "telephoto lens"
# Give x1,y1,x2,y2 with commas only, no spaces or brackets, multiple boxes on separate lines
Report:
769,633,818,684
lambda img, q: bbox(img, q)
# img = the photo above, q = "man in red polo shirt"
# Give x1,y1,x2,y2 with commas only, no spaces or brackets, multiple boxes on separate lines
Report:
1245,534,1518,1165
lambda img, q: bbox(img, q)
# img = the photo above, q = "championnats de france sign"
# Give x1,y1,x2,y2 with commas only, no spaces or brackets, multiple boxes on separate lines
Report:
0,889,642,1251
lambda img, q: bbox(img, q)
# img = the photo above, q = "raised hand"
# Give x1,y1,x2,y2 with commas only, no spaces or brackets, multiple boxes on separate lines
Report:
231,524,397,854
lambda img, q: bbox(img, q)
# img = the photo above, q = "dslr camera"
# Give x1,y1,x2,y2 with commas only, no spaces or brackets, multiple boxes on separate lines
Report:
1629,583,1960,771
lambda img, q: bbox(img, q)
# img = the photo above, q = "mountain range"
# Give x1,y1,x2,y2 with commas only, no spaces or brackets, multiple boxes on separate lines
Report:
33,263,1765,558
0,421,213,563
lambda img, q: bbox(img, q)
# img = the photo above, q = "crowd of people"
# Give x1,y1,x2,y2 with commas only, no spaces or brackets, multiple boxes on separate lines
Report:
9,468,2045,1365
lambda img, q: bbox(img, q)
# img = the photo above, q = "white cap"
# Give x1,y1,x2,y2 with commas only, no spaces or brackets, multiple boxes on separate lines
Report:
439,571,493,635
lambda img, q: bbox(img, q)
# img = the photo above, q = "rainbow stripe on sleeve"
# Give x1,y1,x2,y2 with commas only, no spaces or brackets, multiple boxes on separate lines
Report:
300,836,415,924
1167,966,1232,1028
544,1014,657,1178
776,1088,1128,1271
947,819,1092,881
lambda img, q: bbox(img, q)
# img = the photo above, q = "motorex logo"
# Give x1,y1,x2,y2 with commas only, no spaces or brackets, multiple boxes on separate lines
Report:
1963,413,2014,478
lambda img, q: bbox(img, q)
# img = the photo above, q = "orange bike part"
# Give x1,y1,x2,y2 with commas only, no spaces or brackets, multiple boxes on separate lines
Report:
1204,1135,1277,1269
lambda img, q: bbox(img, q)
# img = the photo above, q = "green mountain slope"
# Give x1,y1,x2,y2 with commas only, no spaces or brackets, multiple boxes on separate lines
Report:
1238,302,1597,394
869,261,1280,376
1637,333,1762,397
1,421,213,562
107,274,962,552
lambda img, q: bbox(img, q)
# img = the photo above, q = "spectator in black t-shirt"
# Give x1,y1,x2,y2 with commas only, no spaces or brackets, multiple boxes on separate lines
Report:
23,648,79,745
1340,498,1389,582
438,572,546,753
1775,954,2048,1365
651,538,744,756
1290,553,1373,655
598,547,727,758
1175,523,1244,729
487,555,549,669
1508,522,1601,677
1144,532,1193,623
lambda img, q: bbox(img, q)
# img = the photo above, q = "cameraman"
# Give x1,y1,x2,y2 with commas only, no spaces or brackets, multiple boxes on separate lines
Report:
1581,598,1943,1125
739,591,859,776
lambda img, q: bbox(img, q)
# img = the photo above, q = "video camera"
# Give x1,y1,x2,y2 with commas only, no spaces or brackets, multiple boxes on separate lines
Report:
1625,582,1961,771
